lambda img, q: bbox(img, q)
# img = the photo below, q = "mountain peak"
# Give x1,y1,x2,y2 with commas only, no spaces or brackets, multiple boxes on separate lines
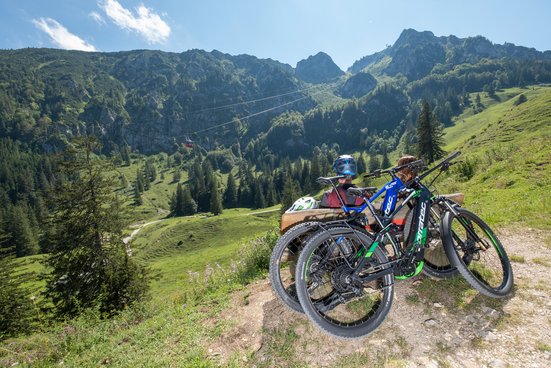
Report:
394,29,437,48
295,52,344,84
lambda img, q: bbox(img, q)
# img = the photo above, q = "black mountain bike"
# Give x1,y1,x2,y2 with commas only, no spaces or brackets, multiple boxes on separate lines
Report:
294,152,513,338
270,166,455,314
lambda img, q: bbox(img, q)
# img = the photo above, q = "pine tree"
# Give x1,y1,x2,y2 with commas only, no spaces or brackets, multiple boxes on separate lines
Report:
369,152,380,172
265,176,278,206
381,151,391,169
202,160,215,189
182,185,197,215
141,169,150,191
253,178,266,209
301,162,312,194
416,101,445,164
121,145,131,166
144,159,157,182
190,159,208,211
310,154,321,184
280,175,299,214
136,169,144,193
169,192,176,213
174,183,185,216
209,177,223,215
134,184,143,205
10,205,38,257
223,172,237,208
357,153,367,175
45,137,149,317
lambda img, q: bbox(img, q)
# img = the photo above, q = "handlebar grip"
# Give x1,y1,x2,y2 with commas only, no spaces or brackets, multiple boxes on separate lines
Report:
447,151,461,161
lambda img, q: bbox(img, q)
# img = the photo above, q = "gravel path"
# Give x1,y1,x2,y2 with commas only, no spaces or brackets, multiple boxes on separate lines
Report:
207,228,551,367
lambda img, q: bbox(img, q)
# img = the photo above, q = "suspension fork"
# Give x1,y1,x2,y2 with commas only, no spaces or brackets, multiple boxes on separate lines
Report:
438,198,487,251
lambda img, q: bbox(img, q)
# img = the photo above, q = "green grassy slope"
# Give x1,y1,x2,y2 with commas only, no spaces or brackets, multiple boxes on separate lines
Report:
131,207,279,299
437,85,551,228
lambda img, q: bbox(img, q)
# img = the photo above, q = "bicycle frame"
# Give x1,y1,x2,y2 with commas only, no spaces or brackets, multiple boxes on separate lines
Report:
323,175,406,222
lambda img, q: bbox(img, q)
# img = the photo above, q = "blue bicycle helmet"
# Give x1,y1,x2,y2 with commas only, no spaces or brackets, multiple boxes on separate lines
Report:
333,155,357,176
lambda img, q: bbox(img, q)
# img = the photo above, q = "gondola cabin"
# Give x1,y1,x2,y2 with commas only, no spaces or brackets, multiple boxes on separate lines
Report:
184,138,194,148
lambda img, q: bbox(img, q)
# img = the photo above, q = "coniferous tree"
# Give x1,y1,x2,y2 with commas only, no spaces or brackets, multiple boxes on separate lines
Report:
310,154,322,185
253,178,266,209
280,175,299,214
209,177,223,215
45,137,149,317
141,169,150,191
357,153,367,175
381,151,391,169
301,162,312,194
10,205,38,257
134,184,143,206
169,192,177,214
136,169,144,193
121,145,131,166
223,172,238,208
369,152,380,172
202,160,215,189
144,160,157,182
416,101,445,164
190,159,208,211
174,183,185,216
265,176,278,206
182,185,197,215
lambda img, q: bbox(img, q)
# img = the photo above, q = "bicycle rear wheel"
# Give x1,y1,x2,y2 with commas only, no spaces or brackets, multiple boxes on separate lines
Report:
441,208,513,298
295,227,394,339
269,222,319,313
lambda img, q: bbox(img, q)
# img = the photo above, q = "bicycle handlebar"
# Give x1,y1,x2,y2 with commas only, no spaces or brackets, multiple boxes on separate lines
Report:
363,159,426,179
418,151,461,180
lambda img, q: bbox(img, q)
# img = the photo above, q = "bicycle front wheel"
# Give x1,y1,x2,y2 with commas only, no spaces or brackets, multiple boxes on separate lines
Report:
441,208,513,298
295,226,394,339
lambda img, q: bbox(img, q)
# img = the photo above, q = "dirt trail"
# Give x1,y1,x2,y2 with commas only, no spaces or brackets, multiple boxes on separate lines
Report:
123,220,162,255
207,229,551,367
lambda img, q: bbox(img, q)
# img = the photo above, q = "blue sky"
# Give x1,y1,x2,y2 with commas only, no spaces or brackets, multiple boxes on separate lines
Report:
1,0,550,70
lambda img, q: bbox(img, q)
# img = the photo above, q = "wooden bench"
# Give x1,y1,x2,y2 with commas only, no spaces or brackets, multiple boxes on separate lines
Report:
280,193,464,234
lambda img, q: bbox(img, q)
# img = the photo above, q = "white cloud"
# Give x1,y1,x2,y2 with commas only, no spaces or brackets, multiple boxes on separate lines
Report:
89,11,106,25
33,18,97,51
100,0,171,44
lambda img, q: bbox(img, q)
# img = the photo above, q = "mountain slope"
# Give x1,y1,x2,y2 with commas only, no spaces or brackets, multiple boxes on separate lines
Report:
437,85,551,228
0,48,314,154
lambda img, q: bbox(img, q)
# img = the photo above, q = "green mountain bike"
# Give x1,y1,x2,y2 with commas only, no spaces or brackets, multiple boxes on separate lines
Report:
294,152,513,338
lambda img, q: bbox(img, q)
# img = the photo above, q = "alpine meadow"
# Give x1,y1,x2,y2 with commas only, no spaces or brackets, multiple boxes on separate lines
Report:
1,20,551,368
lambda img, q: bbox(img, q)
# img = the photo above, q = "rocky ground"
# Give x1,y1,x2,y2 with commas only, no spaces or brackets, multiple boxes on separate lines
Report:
206,228,551,367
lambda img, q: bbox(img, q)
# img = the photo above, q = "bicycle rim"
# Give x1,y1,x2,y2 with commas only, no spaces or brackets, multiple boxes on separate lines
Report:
446,210,513,296
298,228,393,337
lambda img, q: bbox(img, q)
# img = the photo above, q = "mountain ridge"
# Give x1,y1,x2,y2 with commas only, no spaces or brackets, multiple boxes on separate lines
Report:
350,28,551,77
1,28,551,157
